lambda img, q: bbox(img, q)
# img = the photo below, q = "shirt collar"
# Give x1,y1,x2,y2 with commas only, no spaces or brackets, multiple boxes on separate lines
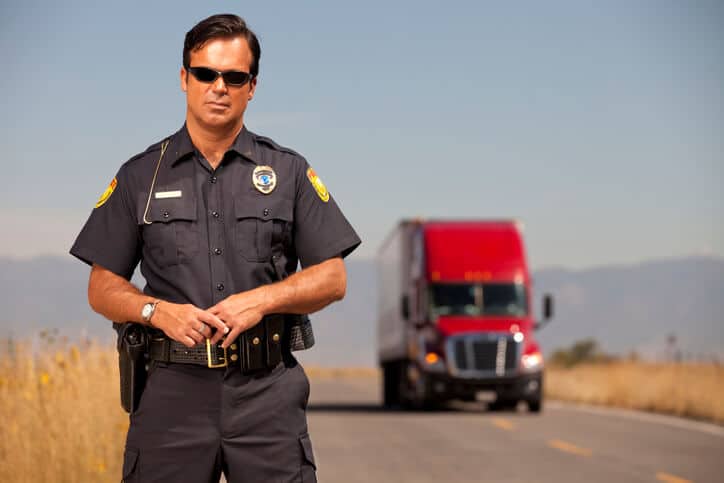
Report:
169,124,258,166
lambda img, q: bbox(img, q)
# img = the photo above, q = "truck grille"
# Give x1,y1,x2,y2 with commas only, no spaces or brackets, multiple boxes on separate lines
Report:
447,334,520,377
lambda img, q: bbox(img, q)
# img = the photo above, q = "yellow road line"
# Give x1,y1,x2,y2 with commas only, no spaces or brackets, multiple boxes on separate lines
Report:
656,472,693,483
491,418,514,431
547,439,592,457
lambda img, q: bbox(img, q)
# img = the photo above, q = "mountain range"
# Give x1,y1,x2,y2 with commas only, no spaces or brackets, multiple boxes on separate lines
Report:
1,255,722,366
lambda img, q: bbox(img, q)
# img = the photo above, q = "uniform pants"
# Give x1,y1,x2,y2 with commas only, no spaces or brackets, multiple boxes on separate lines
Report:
121,353,317,483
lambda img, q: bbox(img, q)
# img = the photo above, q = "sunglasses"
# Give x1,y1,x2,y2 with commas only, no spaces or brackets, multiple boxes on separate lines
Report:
187,66,253,86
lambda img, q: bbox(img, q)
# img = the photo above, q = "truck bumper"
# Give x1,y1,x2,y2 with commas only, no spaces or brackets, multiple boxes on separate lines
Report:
425,370,543,401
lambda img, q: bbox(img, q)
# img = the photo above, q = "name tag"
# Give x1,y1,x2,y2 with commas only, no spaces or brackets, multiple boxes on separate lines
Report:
154,190,182,199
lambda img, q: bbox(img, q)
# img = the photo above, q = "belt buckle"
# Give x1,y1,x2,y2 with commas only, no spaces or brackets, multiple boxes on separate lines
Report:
206,339,228,368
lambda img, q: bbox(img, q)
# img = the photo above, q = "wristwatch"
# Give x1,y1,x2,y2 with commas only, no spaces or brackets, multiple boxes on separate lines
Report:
141,300,160,326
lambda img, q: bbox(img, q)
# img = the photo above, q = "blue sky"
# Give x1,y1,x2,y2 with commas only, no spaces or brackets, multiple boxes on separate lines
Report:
1,0,722,269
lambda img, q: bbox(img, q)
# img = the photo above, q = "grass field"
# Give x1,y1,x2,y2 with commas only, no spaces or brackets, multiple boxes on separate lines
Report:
545,361,724,424
1,340,721,482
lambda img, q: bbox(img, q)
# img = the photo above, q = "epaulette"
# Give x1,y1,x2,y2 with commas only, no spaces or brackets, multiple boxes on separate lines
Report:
142,138,167,156
121,138,168,169
254,134,303,158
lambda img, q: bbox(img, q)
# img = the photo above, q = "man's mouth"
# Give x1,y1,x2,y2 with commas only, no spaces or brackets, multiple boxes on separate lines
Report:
207,101,230,109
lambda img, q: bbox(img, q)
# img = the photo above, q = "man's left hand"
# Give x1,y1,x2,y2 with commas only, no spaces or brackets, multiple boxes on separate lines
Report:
208,290,266,348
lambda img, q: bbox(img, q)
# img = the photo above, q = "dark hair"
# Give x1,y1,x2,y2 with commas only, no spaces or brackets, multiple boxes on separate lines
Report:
183,14,261,77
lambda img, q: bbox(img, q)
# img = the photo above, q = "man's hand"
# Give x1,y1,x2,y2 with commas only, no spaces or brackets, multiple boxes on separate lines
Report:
208,291,266,349
153,302,229,348
208,257,347,349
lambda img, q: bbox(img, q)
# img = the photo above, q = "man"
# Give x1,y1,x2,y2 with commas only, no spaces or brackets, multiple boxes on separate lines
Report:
70,14,360,482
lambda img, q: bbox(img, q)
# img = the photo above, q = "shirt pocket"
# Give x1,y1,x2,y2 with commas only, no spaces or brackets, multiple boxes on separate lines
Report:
141,196,199,268
234,197,293,262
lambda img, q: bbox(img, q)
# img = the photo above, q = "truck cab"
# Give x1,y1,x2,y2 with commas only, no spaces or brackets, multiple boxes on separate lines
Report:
377,219,553,411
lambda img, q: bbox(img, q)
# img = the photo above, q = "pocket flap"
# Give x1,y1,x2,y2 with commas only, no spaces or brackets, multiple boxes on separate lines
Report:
235,197,293,221
143,196,197,223
299,433,316,469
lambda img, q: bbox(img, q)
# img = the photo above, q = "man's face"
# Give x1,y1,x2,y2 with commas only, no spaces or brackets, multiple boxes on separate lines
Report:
180,36,257,130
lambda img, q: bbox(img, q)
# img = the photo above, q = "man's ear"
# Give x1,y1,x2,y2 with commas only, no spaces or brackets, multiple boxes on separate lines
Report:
180,67,188,93
248,77,258,100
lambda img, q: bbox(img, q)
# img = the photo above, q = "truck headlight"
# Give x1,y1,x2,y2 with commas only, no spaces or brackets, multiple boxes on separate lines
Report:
521,351,544,371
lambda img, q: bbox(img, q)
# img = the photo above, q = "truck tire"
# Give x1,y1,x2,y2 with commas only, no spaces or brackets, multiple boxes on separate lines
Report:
382,362,401,408
527,398,542,413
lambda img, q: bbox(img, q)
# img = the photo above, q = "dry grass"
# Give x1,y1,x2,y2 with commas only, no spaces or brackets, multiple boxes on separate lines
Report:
304,366,380,379
545,361,724,424
0,339,128,483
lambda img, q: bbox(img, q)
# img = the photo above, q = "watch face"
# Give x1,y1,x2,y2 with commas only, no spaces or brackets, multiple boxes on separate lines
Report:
142,303,153,320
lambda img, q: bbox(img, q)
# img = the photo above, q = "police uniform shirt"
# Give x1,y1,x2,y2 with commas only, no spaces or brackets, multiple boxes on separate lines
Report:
70,125,361,347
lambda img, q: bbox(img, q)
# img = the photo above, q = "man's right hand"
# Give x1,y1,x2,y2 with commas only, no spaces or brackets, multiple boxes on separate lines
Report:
151,302,229,348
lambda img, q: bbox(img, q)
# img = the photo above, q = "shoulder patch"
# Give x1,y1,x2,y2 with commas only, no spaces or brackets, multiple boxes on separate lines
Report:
306,167,330,203
95,177,117,208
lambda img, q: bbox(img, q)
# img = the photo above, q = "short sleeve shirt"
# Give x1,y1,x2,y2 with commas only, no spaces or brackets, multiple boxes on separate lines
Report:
70,125,361,348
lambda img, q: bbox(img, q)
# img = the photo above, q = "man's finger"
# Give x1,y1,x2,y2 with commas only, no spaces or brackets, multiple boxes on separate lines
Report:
209,327,225,345
221,326,243,349
187,326,204,344
181,336,196,348
198,310,229,334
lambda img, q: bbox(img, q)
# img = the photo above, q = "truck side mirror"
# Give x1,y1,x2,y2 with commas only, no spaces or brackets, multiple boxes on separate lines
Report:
401,295,410,320
543,294,554,320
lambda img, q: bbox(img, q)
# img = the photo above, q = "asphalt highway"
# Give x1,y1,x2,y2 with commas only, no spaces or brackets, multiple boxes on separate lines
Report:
305,374,724,483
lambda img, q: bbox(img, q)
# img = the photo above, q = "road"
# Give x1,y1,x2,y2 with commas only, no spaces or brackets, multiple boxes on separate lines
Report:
305,374,724,483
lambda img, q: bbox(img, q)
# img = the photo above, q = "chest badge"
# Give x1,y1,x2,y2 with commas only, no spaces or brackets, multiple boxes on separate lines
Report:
252,165,277,194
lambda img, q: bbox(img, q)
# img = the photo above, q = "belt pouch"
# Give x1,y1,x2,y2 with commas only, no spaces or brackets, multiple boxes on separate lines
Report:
242,322,266,372
118,323,148,414
265,314,284,368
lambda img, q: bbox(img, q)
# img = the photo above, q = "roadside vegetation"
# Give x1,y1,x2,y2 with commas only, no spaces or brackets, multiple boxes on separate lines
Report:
0,335,127,483
545,338,724,424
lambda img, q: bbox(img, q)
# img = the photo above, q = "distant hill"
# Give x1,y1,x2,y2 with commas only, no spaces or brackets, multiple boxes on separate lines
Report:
533,257,724,362
1,255,722,366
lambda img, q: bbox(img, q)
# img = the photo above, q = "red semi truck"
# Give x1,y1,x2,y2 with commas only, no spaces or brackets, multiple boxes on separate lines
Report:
377,219,553,411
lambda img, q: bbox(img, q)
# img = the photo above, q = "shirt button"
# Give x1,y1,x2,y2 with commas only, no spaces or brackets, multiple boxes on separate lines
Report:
263,208,270,217
210,176,217,184
217,283,225,291
214,248,222,255
211,211,220,218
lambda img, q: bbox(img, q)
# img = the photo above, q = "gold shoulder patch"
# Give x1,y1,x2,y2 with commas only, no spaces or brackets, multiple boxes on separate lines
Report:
95,177,117,208
306,167,329,203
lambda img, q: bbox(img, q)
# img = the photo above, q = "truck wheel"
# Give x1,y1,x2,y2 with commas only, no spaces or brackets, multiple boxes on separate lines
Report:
527,399,542,413
382,363,400,408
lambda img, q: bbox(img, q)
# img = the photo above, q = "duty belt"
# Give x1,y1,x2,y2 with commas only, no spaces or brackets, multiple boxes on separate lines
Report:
148,314,287,372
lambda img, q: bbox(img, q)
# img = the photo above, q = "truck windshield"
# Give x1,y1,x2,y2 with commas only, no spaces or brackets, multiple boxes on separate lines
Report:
429,283,527,318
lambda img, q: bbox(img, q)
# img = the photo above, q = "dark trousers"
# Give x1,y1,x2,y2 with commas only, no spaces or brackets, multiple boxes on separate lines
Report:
121,353,317,483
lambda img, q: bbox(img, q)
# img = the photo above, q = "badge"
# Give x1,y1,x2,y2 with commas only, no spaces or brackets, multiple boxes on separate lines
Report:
252,165,277,194
95,177,117,208
306,167,329,203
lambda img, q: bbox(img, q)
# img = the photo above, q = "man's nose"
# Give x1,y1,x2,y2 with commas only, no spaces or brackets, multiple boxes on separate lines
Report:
211,75,228,94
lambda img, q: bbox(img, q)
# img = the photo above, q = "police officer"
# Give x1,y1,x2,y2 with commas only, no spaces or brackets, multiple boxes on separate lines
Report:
70,14,360,483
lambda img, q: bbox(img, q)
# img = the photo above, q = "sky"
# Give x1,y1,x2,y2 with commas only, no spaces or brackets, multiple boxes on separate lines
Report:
1,0,722,270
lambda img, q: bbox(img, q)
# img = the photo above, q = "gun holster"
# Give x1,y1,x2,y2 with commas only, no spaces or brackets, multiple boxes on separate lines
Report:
115,322,149,414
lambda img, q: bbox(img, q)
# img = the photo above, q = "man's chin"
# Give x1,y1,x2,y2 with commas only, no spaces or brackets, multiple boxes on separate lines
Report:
198,113,241,130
